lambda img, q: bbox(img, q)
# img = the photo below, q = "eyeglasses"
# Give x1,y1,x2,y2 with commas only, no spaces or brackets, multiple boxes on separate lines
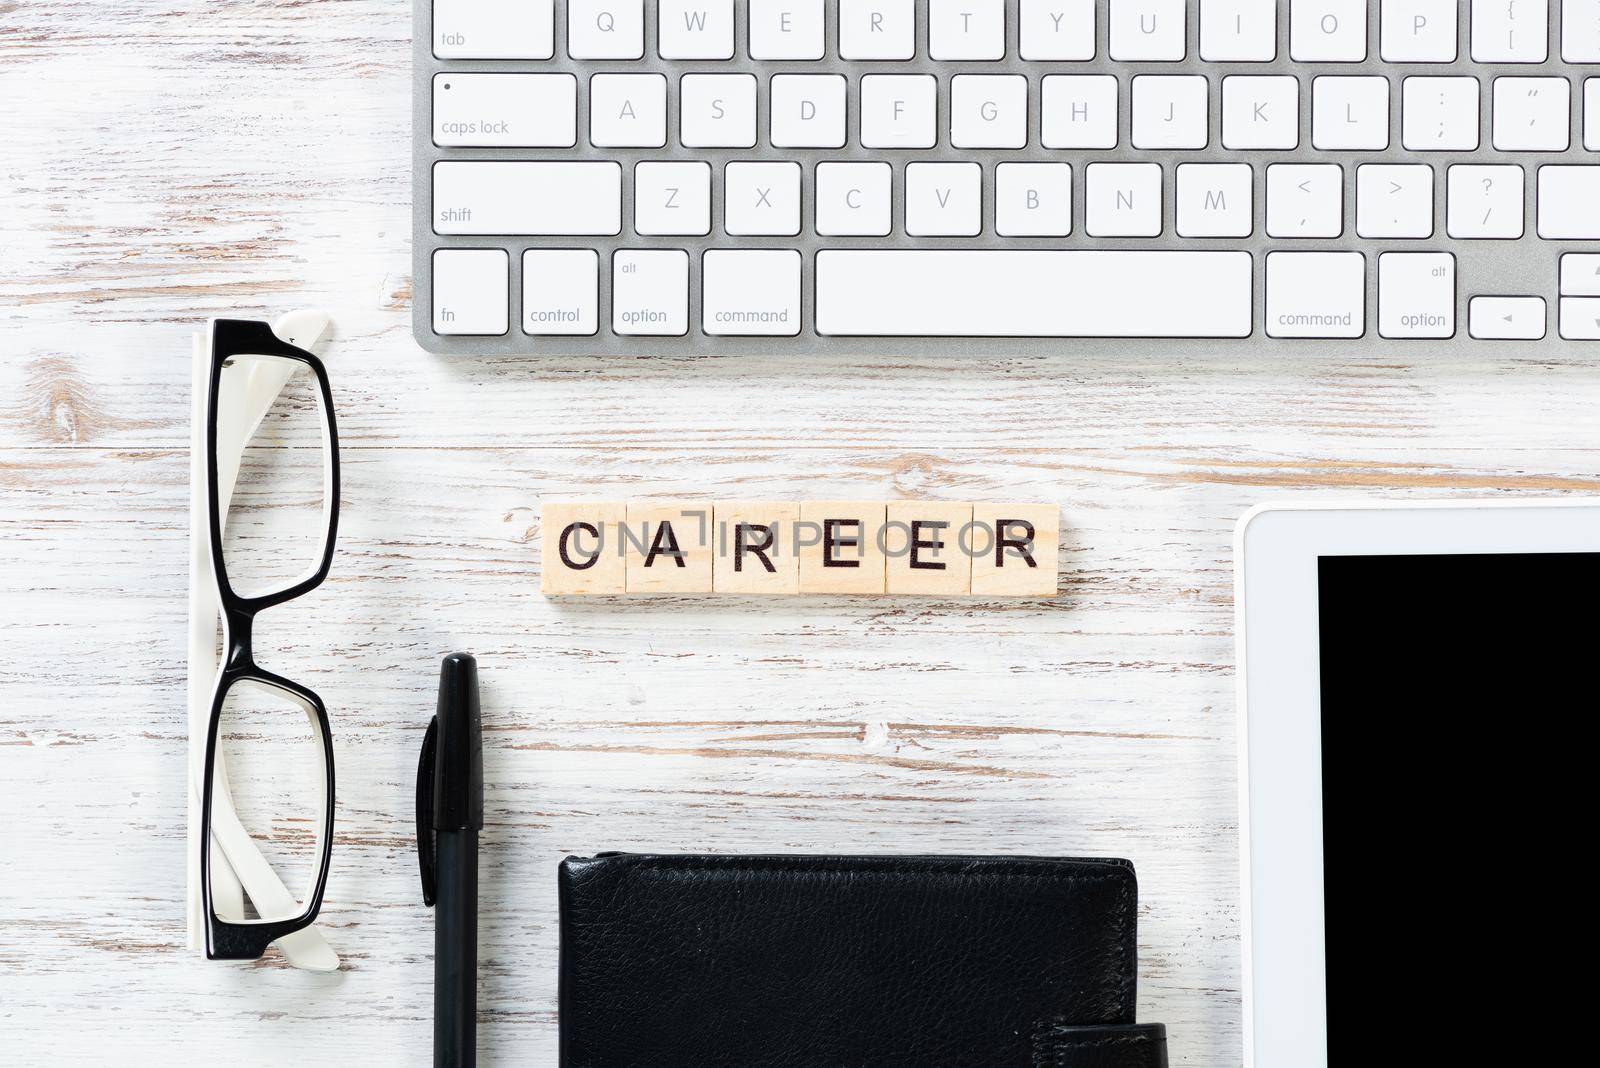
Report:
200,318,340,962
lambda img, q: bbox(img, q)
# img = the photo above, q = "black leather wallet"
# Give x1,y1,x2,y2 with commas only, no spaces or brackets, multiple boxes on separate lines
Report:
559,853,1168,1067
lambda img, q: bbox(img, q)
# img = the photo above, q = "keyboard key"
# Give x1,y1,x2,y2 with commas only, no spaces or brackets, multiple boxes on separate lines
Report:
658,0,734,59
749,0,825,60
1471,0,1548,62
1469,296,1546,339
1380,0,1457,62
814,251,1253,337
1562,255,1600,295
1200,0,1277,61
1378,252,1454,338
725,161,801,236
839,0,916,59
634,161,711,236
613,250,688,336
590,73,666,147
1176,162,1254,237
1020,0,1096,60
930,0,1006,60
433,0,553,59
1560,298,1600,339
1132,75,1210,150
680,73,757,148
1589,80,1600,150
952,75,1029,149
522,250,598,336
1566,0,1600,61
1539,166,1600,238
995,163,1073,237
1041,75,1119,148
1492,77,1570,152
703,250,802,336
1402,76,1480,151
432,161,622,235
1266,251,1365,337
1356,164,1433,238
816,163,893,236
906,163,983,236
1109,0,1187,61
568,0,644,59
860,75,937,148
433,249,508,335
432,74,575,147
1266,163,1344,238
1312,76,1390,150
1085,162,1163,237
1222,76,1299,149
771,75,846,148
1291,0,1367,61
1446,164,1525,238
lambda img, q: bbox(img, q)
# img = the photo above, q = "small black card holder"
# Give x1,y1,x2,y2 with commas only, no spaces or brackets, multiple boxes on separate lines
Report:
559,853,1168,1068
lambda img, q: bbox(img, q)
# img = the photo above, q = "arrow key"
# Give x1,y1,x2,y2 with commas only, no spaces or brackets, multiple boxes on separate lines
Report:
1560,298,1600,340
1559,255,1600,297
1469,297,1545,340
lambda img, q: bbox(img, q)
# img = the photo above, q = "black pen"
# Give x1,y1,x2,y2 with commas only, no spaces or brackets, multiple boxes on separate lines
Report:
417,652,483,1068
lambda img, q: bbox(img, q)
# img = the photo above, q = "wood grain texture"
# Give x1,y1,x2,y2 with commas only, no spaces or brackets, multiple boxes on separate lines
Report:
4,2,1600,1066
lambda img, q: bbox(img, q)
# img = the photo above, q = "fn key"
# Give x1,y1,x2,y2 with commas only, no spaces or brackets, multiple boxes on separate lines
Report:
432,248,508,335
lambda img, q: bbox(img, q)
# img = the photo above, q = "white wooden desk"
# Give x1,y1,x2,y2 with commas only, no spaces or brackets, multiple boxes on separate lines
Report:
4,4,1598,1065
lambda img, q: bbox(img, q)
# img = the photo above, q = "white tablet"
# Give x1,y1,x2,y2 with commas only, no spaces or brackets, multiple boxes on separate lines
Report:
1234,499,1599,1066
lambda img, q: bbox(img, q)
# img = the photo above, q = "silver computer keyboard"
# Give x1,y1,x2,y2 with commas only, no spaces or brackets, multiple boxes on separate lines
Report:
413,0,1600,355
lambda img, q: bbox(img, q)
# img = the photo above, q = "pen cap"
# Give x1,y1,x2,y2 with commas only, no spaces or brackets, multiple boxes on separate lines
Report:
433,652,483,831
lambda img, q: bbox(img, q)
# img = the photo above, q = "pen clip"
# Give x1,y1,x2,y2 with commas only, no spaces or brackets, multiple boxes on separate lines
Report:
416,714,438,908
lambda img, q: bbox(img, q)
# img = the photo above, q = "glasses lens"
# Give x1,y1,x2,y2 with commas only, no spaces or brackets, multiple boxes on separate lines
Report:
209,679,328,924
215,353,331,599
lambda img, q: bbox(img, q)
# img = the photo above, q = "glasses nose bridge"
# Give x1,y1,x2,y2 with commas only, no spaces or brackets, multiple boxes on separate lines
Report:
222,604,259,674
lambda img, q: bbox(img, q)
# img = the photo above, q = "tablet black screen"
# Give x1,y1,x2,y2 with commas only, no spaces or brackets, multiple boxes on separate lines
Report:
1317,551,1597,1053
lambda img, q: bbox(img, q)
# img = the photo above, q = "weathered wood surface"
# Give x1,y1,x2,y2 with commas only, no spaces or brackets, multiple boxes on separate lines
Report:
4,3,1600,1065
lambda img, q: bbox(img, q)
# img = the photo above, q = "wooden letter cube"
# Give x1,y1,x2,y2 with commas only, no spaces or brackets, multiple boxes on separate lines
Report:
969,502,1060,598
541,501,627,595
798,501,888,595
713,501,801,595
884,501,973,596
625,500,715,594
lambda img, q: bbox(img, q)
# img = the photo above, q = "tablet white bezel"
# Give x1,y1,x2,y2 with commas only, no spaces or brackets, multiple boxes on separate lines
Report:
1234,498,1600,1067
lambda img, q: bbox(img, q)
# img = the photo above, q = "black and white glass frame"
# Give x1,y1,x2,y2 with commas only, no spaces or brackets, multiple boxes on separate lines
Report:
201,318,340,961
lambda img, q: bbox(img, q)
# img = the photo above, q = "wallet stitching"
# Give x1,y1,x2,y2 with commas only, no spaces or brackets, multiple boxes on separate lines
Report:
1034,1032,1160,1068
1052,1035,1154,1048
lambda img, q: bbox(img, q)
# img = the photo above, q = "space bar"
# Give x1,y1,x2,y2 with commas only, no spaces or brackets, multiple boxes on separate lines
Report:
815,250,1254,338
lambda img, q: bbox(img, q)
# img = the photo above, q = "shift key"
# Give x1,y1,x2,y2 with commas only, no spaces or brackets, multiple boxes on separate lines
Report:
433,161,620,235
